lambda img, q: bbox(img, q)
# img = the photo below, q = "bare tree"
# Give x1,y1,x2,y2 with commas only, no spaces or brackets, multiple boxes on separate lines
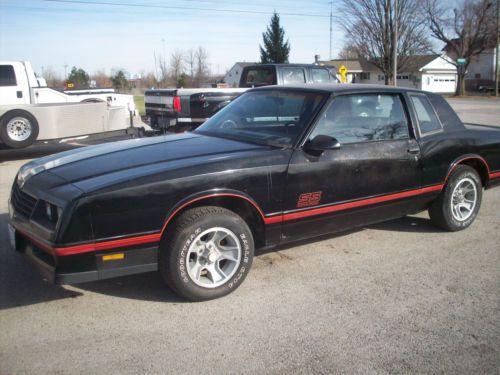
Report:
337,44,359,60
40,66,64,88
424,0,496,96
338,0,431,85
186,48,196,87
154,50,169,87
169,50,185,88
92,69,112,88
194,46,210,87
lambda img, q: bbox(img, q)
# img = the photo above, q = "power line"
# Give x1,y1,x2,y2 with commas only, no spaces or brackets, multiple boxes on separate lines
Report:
42,0,331,18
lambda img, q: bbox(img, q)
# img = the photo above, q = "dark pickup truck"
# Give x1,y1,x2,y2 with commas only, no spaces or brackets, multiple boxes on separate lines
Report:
9,84,500,301
145,63,337,131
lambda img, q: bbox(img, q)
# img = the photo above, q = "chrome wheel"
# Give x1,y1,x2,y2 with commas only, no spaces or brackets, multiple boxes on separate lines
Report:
450,177,477,222
186,227,242,288
6,117,32,141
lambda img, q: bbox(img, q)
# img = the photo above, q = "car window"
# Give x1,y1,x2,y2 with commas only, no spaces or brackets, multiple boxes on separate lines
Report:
311,68,331,83
410,95,442,134
309,94,409,144
281,68,306,84
195,90,326,147
242,68,276,87
0,65,17,86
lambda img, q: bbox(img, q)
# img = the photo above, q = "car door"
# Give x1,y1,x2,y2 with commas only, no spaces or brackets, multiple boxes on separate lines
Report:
281,92,424,242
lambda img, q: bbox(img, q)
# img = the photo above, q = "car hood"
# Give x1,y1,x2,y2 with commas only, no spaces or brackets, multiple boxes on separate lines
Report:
18,133,269,193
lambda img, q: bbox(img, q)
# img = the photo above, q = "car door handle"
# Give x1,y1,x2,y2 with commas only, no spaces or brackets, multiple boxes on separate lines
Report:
407,147,420,155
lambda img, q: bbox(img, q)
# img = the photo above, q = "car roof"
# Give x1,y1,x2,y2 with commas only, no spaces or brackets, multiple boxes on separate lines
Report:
250,83,427,95
243,64,329,69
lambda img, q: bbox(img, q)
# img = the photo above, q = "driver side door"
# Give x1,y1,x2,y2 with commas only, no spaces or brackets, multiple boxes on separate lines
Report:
281,93,425,242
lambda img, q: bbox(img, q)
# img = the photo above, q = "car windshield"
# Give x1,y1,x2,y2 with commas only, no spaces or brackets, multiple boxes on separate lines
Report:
194,90,327,147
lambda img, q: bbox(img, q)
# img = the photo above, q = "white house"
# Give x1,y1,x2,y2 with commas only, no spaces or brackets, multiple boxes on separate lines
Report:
318,54,458,93
224,62,256,87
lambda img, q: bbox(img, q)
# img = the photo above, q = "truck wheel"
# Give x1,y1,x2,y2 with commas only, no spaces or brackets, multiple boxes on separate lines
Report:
0,110,39,149
159,206,254,301
429,165,482,231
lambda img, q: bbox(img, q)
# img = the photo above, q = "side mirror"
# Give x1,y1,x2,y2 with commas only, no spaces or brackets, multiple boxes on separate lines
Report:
304,135,340,155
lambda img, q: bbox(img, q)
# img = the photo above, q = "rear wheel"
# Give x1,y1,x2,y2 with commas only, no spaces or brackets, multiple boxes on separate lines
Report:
159,206,254,301
0,110,39,149
429,165,482,231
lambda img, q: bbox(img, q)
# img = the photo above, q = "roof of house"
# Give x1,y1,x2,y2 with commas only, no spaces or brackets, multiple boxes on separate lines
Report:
319,55,443,73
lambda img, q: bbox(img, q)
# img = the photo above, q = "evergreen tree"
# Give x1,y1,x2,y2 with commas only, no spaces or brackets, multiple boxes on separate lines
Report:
259,12,290,63
67,66,90,89
110,70,130,92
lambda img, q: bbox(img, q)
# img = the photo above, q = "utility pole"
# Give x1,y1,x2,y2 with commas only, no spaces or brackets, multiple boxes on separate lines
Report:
495,0,499,97
63,63,68,79
329,1,333,60
393,0,398,86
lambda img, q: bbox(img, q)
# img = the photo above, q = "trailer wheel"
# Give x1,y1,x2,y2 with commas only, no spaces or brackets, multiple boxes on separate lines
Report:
0,110,39,149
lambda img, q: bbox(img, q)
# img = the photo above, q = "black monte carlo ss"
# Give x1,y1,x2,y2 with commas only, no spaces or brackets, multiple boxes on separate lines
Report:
8,84,500,301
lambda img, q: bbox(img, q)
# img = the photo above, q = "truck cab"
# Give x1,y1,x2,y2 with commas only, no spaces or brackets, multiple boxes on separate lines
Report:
239,64,338,87
0,61,38,105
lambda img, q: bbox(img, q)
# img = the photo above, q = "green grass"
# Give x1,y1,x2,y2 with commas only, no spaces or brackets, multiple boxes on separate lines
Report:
134,95,145,116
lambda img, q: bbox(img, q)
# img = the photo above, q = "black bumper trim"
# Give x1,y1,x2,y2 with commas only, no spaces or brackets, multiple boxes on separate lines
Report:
20,243,158,285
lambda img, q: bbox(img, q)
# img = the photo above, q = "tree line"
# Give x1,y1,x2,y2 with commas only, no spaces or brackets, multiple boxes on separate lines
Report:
40,45,214,92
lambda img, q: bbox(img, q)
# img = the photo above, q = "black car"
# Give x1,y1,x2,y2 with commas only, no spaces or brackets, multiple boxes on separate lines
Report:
8,84,500,301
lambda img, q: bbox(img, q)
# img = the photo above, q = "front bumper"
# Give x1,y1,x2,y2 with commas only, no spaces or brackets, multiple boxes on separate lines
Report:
10,224,158,284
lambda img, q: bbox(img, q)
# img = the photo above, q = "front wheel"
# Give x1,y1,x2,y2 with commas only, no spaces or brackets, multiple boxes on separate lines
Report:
159,206,254,301
429,165,482,231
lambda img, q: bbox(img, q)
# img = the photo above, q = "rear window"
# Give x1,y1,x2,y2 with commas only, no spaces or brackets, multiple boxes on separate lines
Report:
311,68,331,83
410,95,443,134
241,68,276,87
0,65,17,86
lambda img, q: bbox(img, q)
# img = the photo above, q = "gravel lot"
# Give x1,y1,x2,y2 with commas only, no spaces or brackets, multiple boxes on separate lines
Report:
0,98,499,374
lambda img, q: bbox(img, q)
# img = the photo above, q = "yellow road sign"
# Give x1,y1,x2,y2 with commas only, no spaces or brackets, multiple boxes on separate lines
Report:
338,65,348,83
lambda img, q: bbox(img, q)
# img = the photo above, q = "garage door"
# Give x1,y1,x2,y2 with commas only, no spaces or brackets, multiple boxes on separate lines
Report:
425,75,457,93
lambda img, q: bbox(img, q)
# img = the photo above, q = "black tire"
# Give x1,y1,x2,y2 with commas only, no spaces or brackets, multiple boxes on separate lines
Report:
429,165,482,231
159,206,254,301
0,110,39,149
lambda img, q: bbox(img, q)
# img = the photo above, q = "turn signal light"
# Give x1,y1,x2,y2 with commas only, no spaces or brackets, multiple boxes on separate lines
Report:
102,253,125,261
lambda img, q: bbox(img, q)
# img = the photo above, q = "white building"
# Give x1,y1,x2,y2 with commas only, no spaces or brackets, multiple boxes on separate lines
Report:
223,62,256,87
319,55,457,93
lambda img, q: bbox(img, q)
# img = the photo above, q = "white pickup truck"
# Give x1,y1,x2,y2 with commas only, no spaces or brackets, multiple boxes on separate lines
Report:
0,61,137,148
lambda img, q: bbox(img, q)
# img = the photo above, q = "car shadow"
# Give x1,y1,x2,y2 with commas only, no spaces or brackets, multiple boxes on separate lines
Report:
0,213,83,310
0,214,442,309
368,215,443,234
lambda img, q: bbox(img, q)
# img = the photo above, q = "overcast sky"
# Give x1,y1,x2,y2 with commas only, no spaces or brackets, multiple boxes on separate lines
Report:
0,0,444,78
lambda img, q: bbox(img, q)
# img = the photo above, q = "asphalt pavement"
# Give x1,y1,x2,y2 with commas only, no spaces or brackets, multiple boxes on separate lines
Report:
0,98,499,374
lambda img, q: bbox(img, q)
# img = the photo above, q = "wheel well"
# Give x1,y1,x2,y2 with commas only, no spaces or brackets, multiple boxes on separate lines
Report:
162,196,266,248
455,158,489,186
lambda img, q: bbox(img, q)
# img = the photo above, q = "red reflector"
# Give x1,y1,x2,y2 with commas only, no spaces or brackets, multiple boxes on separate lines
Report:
173,96,181,112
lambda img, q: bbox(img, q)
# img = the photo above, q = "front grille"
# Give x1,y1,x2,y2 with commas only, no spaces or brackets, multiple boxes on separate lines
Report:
11,183,37,219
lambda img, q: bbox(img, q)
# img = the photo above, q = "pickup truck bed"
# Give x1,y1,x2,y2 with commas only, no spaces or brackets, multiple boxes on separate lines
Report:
145,88,247,131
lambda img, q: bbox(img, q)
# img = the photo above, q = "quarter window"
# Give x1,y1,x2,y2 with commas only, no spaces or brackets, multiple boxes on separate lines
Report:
281,68,306,84
410,95,442,134
311,68,331,83
0,65,17,86
309,94,409,144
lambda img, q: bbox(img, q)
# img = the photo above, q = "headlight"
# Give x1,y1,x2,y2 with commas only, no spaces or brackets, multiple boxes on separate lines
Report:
32,200,62,230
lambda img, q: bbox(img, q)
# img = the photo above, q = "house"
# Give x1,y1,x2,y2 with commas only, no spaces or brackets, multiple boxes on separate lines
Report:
443,40,499,91
464,47,499,91
224,62,256,87
317,54,458,93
